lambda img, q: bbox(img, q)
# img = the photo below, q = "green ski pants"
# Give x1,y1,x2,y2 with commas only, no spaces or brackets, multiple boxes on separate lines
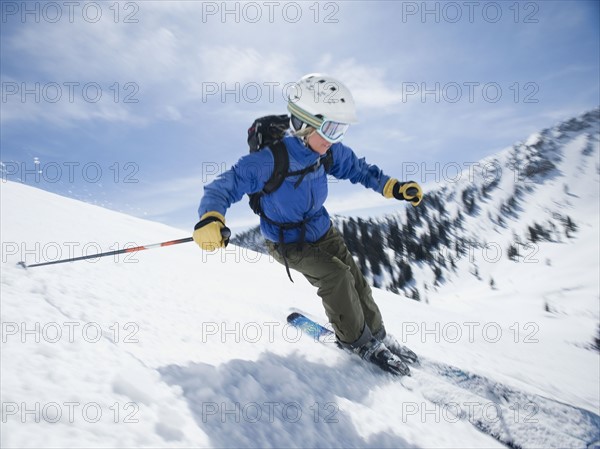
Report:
266,225,383,345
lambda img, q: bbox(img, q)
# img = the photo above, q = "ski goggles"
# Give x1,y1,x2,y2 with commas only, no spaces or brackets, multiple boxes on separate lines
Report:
288,102,350,143
317,120,350,143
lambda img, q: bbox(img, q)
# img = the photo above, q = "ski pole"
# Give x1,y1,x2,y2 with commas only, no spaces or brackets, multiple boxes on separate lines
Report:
17,227,231,269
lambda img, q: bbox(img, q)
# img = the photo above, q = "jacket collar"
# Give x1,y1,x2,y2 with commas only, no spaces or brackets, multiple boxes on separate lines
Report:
284,135,320,166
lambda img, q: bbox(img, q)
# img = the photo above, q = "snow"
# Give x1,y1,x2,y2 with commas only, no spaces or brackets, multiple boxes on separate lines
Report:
1,112,599,448
0,181,498,448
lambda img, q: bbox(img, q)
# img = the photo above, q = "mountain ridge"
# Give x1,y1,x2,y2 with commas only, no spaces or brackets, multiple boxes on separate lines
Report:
233,108,599,304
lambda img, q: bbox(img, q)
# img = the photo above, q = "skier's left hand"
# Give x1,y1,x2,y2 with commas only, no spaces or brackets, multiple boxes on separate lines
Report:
383,179,423,206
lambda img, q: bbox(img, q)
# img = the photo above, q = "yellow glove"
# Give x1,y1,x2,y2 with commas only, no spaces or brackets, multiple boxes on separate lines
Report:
193,212,229,251
383,178,423,206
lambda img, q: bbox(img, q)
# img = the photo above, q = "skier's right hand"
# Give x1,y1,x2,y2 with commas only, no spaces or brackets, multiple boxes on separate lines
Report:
193,212,229,250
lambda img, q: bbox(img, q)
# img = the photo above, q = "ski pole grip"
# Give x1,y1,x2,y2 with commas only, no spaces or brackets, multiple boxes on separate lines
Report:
405,187,419,196
221,227,232,240
195,216,232,247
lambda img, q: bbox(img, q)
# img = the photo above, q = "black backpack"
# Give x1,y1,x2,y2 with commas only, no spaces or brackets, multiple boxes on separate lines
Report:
246,114,333,216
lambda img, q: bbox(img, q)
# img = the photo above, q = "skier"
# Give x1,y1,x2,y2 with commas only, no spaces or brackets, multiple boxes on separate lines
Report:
193,73,423,376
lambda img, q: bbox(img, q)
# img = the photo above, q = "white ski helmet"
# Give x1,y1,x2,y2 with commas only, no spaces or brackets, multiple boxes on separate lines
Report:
287,73,358,132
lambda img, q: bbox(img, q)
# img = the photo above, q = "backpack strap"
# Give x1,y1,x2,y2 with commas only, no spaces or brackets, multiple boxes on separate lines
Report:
262,140,289,194
248,140,288,215
262,143,333,196
322,147,333,173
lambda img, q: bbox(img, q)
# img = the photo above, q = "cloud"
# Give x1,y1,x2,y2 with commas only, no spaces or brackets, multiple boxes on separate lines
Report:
1,8,302,126
127,175,206,212
194,46,296,84
0,74,146,126
312,57,404,111
2,17,181,125
1,3,412,126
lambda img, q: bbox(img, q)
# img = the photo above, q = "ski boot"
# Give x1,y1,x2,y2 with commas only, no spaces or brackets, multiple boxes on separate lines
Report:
354,337,411,376
375,329,419,365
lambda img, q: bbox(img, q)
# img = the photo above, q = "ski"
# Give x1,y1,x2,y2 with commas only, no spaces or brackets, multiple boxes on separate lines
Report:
287,311,411,376
287,311,336,343
287,311,600,449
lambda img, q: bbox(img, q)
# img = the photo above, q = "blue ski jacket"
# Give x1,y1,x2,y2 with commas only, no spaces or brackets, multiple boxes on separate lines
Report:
198,135,391,244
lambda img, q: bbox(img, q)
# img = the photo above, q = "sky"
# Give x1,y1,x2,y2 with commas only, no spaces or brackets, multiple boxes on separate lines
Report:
1,0,599,233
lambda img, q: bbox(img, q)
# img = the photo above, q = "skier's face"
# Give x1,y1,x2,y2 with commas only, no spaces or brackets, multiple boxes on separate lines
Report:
307,131,332,155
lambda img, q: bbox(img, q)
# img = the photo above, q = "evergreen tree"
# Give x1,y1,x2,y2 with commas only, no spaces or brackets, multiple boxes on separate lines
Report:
528,225,539,243
565,216,578,238
414,242,426,261
404,215,416,238
438,220,450,246
368,251,382,284
507,243,519,261
358,253,368,277
433,265,443,285
397,271,407,290
388,221,402,251
450,256,457,271
358,218,370,249
454,211,464,229
402,261,413,283
428,223,440,249
462,188,476,215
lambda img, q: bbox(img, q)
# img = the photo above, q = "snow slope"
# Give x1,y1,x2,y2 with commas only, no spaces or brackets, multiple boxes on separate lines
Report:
1,173,598,447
